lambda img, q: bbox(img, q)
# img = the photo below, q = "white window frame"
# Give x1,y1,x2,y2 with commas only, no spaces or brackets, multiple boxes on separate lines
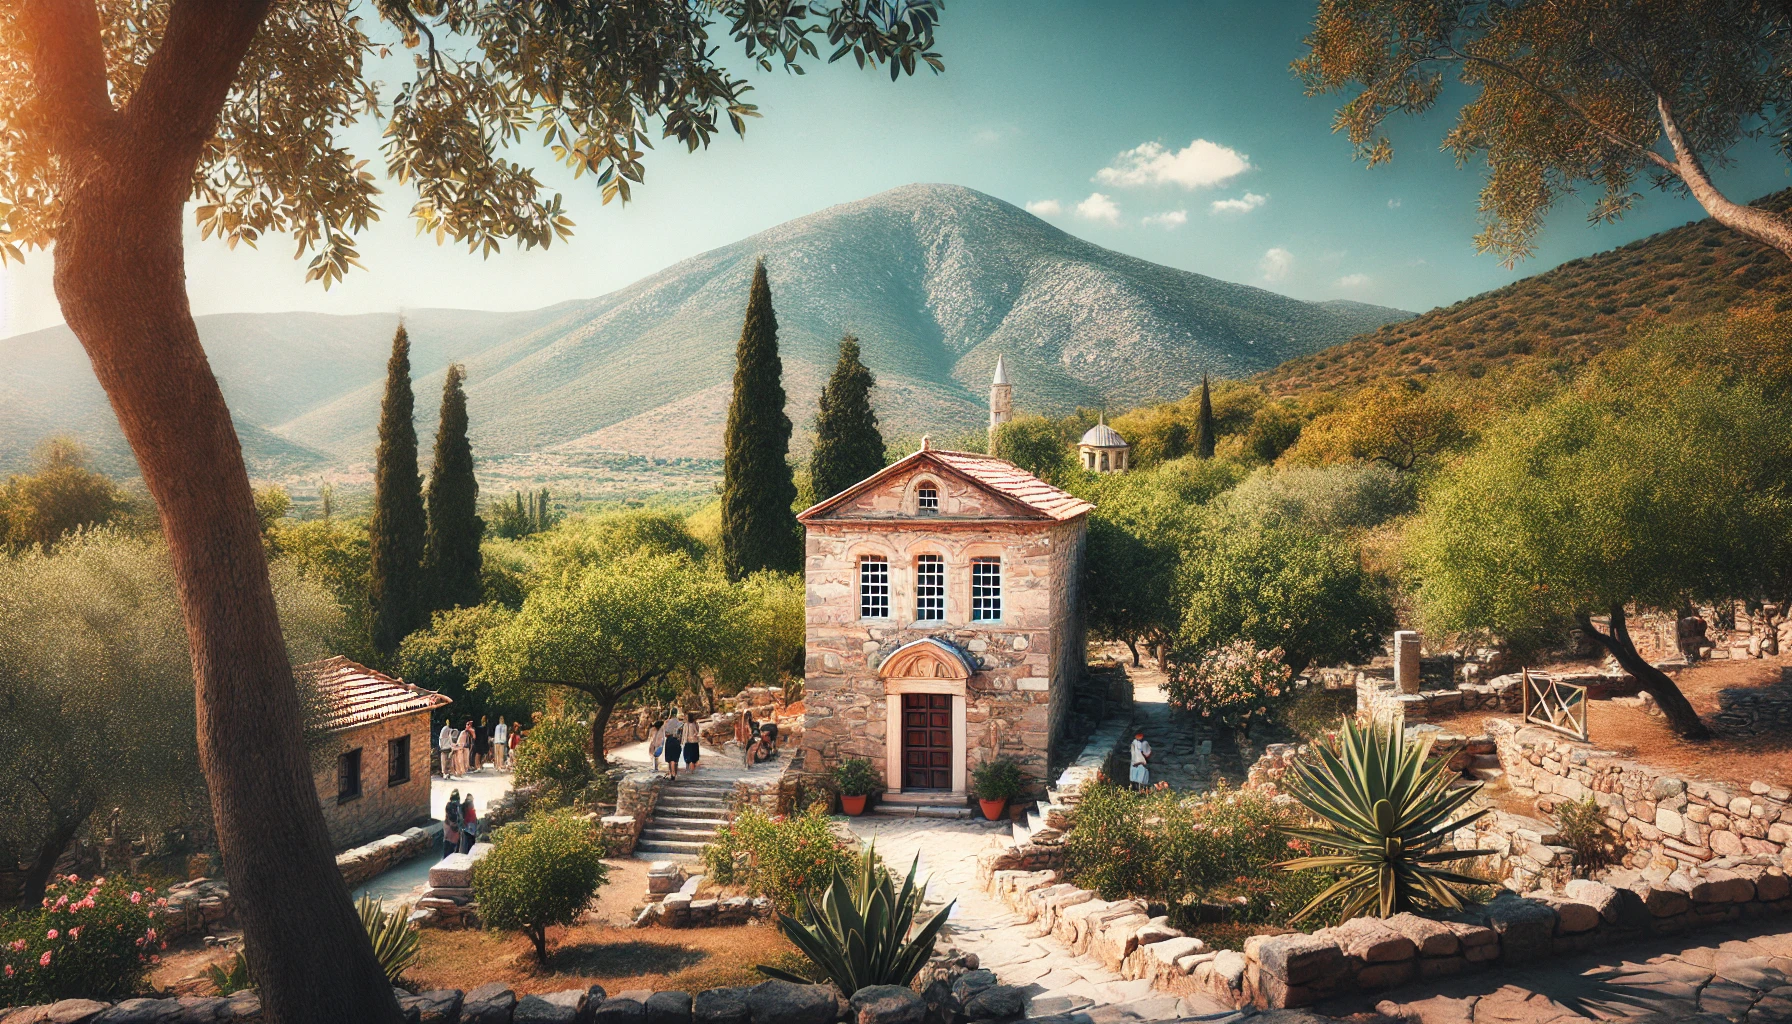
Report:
970,557,1002,622
917,485,939,514
859,557,890,620
915,554,946,622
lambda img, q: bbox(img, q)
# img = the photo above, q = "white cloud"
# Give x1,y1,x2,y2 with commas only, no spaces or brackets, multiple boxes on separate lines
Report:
1096,139,1252,190
1260,247,1293,283
1210,192,1267,214
1387,198,1402,209
1025,199,1062,217
1142,209,1188,229
1336,273,1372,289
1075,192,1121,223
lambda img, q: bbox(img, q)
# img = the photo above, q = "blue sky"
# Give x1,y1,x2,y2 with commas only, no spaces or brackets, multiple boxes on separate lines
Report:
4,0,1789,338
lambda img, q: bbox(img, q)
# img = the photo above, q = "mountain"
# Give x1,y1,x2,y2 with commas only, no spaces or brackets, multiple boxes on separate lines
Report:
1,183,1409,477
1261,190,1792,394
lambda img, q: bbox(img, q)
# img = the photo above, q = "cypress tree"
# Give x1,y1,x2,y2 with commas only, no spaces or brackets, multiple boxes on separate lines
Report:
423,363,483,615
721,259,801,580
810,334,885,502
1195,375,1217,460
369,323,428,654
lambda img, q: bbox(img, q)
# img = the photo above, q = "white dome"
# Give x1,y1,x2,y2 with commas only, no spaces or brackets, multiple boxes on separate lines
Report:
1079,421,1128,448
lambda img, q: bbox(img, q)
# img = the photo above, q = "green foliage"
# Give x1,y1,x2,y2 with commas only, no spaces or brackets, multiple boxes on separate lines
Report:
810,334,885,502
510,712,596,806
971,758,1023,802
1278,684,1357,744
205,950,254,996
395,603,517,726
531,508,704,573
1279,719,1490,922
712,571,807,695
1195,376,1216,459
1552,798,1619,874
271,516,376,661
474,811,609,963
0,874,158,1004
253,485,292,541
757,844,952,993
1163,640,1295,736
489,489,560,540
0,439,129,552
1064,782,1331,928
1175,512,1394,677
994,415,1074,482
424,364,484,615
356,895,422,982
722,260,801,580
369,324,428,654
830,758,880,798
702,804,858,913
1226,464,1414,535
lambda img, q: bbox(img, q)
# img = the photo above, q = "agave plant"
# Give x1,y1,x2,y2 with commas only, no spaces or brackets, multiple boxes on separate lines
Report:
205,949,254,996
357,894,422,982
1278,717,1491,922
758,842,954,993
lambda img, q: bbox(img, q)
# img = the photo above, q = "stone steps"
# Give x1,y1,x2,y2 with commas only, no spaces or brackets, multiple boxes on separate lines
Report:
634,779,739,862
869,803,971,819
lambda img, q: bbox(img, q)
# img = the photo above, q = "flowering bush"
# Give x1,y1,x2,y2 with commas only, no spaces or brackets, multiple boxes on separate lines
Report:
702,804,861,912
1163,640,1294,735
0,875,162,1004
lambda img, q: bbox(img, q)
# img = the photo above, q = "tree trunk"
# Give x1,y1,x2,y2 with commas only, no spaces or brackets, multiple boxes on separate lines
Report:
1125,638,1140,667
592,699,616,767
1579,606,1712,740
19,814,84,910
53,163,401,1024
1657,96,1792,260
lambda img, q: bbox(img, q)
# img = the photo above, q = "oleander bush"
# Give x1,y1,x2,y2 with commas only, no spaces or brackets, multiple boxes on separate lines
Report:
0,875,161,1004
703,804,862,913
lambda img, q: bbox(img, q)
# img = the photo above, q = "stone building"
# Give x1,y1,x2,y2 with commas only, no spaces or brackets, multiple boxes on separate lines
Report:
300,657,450,849
797,439,1092,805
1077,416,1130,473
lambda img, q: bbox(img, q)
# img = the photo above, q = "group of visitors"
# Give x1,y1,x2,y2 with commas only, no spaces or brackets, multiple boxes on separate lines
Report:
441,790,479,858
732,707,780,767
650,712,704,778
436,715,518,779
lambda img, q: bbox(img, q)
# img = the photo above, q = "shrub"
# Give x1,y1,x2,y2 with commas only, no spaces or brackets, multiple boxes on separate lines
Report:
1278,684,1355,743
1163,640,1295,736
830,758,879,798
474,811,609,962
511,712,595,806
972,758,1023,802
204,950,253,996
1553,797,1619,874
758,844,952,994
0,875,159,1004
1063,782,1328,928
1279,718,1490,922
357,894,421,982
702,804,859,913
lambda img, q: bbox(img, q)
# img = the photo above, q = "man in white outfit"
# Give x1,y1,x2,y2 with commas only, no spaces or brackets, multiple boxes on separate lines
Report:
1129,730,1151,791
438,721,457,778
491,717,510,771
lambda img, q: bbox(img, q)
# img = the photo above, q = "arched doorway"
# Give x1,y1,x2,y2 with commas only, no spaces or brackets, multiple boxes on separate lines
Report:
879,638,973,796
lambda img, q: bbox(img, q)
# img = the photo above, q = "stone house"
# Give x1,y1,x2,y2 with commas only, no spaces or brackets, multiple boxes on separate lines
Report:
797,440,1092,805
300,657,450,850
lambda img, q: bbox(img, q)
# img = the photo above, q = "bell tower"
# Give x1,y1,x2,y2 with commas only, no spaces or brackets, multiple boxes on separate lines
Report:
988,355,1012,456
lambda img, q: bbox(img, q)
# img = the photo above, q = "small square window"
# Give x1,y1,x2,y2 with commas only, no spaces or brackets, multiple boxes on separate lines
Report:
917,486,939,514
916,554,945,621
337,748,363,803
859,557,890,619
971,558,1002,622
387,735,411,787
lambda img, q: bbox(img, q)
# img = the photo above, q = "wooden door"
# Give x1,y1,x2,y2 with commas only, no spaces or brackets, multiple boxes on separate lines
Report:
902,693,953,791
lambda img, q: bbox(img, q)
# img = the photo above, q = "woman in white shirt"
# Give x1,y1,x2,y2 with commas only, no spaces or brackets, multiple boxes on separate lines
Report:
492,717,510,771
1129,730,1151,790
680,712,703,774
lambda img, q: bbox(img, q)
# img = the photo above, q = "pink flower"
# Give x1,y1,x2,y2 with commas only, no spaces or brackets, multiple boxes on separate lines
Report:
69,927,81,940
129,891,143,904
45,929,57,940
53,895,68,909
4,965,12,977
149,954,160,964
39,950,51,967
145,928,156,941
8,939,24,952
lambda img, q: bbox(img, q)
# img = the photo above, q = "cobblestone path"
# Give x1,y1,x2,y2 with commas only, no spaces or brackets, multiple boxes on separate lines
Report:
1118,654,1243,794
845,815,1240,1023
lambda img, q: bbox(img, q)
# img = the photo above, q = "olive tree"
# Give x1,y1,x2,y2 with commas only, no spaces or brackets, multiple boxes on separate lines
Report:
0,4,942,1017
1298,0,1792,262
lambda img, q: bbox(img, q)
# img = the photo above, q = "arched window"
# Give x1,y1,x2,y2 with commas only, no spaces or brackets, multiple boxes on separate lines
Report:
917,485,939,514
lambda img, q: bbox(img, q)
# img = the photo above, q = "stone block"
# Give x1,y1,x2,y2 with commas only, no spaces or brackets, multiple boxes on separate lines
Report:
1483,895,1557,963
641,994,689,1024
1417,955,1468,978
1251,932,1344,987
1757,868,1790,902
1384,913,1459,957
962,985,1024,1021
746,982,836,1024
397,989,464,1024
463,984,518,1024
693,989,750,1024
517,990,590,1024
1355,960,1416,990
595,994,647,1024
1331,918,1416,963
850,986,924,1024
429,853,475,889
1641,882,1692,917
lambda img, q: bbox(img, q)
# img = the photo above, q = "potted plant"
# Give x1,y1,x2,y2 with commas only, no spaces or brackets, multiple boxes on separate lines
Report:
831,758,879,816
972,758,1023,821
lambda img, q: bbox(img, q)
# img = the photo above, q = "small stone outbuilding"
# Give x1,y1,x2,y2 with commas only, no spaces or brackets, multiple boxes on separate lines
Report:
798,441,1091,803
300,657,450,850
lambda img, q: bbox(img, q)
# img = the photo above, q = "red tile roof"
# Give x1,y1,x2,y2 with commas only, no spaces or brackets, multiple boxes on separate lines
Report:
798,445,1093,522
299,656,451,734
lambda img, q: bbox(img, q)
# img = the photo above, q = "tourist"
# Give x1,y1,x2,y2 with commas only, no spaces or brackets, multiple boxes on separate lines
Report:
442,789,462,859
492,716,510,771
509,724,522,765
759,716,779,757
660,716,684,778
650,716,668,772
735,709,756,768
681,711,702,773
437,720,457,779
474,716,491,770
456,720,474,776
1129,729,1152,791
459,794,478,854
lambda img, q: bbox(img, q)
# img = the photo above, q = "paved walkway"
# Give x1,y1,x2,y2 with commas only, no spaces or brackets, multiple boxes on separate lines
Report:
845,815,1240,1024
1121,655,1241,794
1315,917,1792,1023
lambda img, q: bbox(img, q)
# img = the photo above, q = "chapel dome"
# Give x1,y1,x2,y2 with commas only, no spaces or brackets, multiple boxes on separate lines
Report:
1079,421,1128,448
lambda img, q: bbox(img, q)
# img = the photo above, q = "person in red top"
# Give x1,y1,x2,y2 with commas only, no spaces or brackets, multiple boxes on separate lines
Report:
458,794,478,854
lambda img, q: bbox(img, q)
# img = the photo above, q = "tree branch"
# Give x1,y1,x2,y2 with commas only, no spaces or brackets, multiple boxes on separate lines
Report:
18,0,117,160
1654,93,1792,258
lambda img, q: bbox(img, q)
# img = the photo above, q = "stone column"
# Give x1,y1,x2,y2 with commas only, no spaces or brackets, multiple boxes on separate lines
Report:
1394,630,1422,695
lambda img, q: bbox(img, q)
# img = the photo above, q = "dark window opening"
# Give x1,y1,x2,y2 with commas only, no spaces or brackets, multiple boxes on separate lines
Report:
387,735,411,787
337,748,363,803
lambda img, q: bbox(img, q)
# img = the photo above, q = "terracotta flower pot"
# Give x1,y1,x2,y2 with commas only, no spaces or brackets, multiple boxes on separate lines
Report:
980,797,1007,821
841,794,868,816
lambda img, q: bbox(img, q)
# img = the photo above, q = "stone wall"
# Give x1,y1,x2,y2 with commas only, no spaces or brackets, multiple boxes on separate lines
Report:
311,709,435,850
601,772,667,857
1356,671,1522,728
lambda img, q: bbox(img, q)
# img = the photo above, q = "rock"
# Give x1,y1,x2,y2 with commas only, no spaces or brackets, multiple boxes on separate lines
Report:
1331,918,1416,963
429,853,476,889
1640,883,1692,918
92,999,184,1024
746,982,836,1024
516,991,590,1024
595,994,647,1024
960,986,1024,1022
1213,950,1248,988
949,970,998,1005
850,986,925,1024
693,988,751,1024
1757,868,1790,902
1252,932,1343,986
9,1001,114,1024
398,990,464,1024
462,984,518,1024
646,992,693,1024
1384,913,1459,957
918,980,957,1024
1482,895,1557,964
1132,920,1183,946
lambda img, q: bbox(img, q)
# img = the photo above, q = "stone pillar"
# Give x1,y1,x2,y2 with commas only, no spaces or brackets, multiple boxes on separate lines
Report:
1394,630,1422,695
